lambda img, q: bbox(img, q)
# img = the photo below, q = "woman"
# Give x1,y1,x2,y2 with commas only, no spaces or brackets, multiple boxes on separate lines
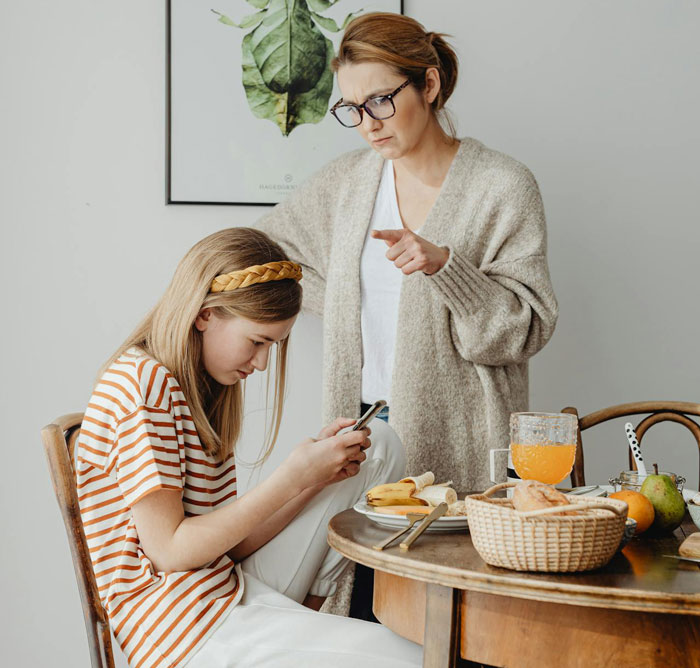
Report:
258,12,558,495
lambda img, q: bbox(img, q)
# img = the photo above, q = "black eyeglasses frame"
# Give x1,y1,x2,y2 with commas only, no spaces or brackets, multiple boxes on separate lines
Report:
329,80,412,128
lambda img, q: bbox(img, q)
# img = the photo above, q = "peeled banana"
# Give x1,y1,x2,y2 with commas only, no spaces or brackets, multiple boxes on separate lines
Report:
414,485,457,506
400,471,435,490
366,471,461,509
365,482,427,507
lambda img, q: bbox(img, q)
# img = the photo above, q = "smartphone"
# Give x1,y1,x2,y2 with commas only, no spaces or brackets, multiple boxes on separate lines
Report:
352,400,387,431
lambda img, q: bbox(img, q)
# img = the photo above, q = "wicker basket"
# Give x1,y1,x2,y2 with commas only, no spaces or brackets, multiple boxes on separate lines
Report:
465,482,628,572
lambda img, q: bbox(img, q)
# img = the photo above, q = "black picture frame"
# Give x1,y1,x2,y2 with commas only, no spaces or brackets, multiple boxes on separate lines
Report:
166,0,405,206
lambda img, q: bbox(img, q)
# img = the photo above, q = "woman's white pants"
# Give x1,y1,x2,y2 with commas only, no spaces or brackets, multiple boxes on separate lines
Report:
187,420,423,667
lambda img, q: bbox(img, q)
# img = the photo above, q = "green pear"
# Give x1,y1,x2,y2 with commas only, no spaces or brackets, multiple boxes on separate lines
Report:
640,464,686,534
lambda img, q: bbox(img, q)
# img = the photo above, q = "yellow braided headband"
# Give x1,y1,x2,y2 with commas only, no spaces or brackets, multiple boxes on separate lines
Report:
210,261,302,293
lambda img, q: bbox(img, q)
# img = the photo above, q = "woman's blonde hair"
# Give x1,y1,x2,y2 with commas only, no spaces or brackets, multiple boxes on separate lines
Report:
101,227,302,462
332,13,459,137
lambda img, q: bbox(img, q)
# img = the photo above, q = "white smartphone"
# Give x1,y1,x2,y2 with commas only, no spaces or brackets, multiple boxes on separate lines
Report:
352,400,387,431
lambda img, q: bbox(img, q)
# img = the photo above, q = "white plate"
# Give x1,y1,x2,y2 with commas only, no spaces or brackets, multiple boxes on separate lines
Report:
684,488,700,503
353,501,468,533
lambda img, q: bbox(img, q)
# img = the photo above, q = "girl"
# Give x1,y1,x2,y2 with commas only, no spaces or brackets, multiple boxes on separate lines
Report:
75,227,422,667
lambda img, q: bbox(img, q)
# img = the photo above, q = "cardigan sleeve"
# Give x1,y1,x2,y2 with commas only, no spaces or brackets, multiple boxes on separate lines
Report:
426,170,558,366
256,166,336,319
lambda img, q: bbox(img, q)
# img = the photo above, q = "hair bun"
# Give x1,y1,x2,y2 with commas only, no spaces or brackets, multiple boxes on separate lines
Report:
427,31,458,108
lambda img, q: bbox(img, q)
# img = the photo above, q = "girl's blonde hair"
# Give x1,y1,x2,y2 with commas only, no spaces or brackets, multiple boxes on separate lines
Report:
102,227,302,462
332,12,459,137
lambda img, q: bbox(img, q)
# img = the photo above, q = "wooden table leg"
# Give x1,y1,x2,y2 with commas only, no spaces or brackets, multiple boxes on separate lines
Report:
423,583,460,668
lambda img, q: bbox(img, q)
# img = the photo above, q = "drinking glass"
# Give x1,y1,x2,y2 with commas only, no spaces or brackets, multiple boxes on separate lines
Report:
509,412,578,485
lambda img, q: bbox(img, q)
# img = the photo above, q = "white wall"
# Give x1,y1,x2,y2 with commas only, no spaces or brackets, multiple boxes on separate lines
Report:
2,1,699,666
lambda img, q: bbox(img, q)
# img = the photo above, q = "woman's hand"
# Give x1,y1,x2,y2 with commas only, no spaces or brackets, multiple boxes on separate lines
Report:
284,421,371,491
372,228,449,275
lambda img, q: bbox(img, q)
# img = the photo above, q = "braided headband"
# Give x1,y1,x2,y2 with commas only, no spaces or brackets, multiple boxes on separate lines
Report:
210,261,302,293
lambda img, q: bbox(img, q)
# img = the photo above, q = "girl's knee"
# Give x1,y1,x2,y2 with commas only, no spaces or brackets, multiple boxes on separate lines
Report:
368,420,406,480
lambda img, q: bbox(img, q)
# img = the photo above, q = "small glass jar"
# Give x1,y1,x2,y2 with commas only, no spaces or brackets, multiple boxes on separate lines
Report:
609,470,685,493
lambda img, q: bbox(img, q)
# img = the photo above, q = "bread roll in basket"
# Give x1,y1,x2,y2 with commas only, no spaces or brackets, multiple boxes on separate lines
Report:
465,482,628,572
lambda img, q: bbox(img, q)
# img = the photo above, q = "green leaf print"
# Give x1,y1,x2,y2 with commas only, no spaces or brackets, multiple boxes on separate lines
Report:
241,30,333,135
214,0,360,136
306,0,341,11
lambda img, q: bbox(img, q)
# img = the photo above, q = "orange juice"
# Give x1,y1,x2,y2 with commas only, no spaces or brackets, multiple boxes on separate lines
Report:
510,443,576,484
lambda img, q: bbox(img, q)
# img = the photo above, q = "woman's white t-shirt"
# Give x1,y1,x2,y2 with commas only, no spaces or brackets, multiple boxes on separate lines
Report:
360,160,419,406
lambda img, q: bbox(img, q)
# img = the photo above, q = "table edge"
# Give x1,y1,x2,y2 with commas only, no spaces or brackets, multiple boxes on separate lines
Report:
328,523,700,616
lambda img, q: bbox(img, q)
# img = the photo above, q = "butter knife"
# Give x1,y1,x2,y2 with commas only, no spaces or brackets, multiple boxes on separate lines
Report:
399,503,449,550
663,554,700,564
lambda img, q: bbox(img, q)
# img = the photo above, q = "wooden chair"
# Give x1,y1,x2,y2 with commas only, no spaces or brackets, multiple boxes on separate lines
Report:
561,401,700,487
41,413,115,668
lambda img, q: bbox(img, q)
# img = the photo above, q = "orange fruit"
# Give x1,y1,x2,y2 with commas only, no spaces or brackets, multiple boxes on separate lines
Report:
610,490,655,534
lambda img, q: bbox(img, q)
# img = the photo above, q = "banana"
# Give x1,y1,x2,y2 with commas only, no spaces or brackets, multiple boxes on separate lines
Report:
414,485,457,507
365,482,428,507
400,471,435,492
366,472,458,508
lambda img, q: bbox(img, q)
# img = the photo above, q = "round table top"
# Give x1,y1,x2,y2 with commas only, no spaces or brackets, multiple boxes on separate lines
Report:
328,508,700,615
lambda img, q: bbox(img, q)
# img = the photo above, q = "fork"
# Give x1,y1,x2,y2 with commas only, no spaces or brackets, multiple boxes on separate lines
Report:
372,513,426,551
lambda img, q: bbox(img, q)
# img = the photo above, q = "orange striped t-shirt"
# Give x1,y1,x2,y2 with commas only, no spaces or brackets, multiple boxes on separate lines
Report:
76,348,243,668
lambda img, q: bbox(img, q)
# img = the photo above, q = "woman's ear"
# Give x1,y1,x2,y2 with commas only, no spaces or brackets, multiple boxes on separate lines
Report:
194,308,212,332
424,67,441,105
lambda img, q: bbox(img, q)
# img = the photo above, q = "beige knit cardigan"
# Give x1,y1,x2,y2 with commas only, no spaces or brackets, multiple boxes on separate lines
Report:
257,137,558,492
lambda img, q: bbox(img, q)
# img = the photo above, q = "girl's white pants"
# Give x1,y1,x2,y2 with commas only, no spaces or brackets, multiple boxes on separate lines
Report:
187,420,423,667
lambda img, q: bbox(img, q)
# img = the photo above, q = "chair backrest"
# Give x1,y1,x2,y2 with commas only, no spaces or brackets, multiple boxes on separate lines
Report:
41,413,115,668
561,401,700,487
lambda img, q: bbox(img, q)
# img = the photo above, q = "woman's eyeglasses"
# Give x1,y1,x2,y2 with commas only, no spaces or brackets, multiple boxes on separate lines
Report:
330,80,411,128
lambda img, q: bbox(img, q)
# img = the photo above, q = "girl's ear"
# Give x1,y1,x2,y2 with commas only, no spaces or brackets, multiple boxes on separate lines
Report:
424,67,441,105
194,308,212,332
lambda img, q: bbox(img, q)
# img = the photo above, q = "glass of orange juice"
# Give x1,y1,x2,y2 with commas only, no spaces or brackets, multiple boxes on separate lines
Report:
510,412,578,485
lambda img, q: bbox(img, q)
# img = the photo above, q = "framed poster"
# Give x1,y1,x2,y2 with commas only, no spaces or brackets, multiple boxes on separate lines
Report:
167,0,404,205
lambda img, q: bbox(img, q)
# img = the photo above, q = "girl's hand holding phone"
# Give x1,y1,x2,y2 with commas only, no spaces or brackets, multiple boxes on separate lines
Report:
316,417,358,440
285,420,371,490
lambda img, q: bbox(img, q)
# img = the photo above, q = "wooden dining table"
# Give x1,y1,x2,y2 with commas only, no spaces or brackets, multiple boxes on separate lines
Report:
328,501,700,668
